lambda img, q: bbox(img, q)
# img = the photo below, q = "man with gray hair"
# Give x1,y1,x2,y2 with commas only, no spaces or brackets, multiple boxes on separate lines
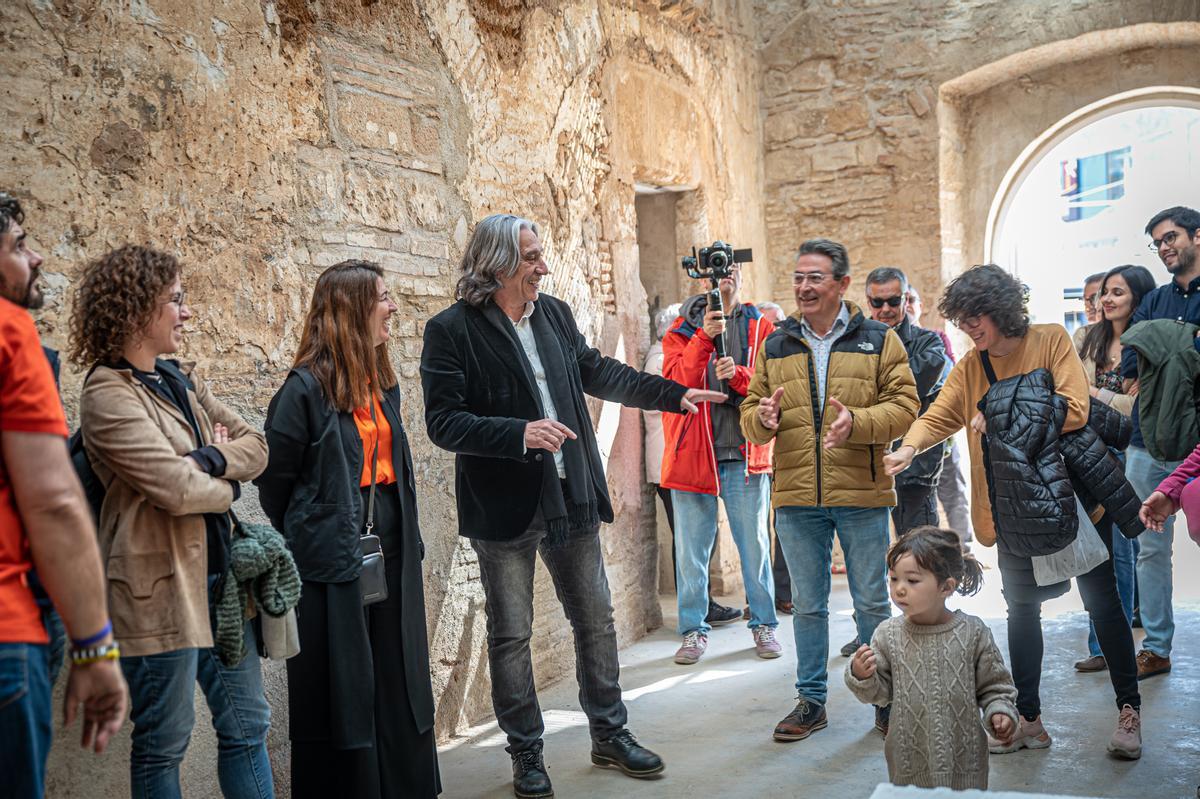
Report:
421,214,724,797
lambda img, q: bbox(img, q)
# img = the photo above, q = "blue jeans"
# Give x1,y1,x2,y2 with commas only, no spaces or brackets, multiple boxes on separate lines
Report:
775,506,891,705
121,622,274,799
672,464,776,635
0,643,51,799
1125,446,1183,657
1088,520,1139,657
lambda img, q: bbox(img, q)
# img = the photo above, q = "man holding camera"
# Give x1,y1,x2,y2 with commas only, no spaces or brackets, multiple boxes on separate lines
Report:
741,239,917,741
661,249,779,666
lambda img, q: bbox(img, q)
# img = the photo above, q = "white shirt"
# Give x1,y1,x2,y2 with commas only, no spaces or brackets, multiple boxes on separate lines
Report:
512,302,567,478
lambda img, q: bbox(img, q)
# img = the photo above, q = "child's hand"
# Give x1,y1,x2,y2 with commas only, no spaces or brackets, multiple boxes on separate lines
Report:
990,713,1015,744
850,644,876,679
1139,491,1177,533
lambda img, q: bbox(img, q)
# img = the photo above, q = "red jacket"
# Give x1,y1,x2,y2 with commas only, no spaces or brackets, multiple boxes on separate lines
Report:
660,300,774,495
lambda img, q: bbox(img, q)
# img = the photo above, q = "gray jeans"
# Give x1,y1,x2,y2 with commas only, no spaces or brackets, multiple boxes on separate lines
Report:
470,514,626,754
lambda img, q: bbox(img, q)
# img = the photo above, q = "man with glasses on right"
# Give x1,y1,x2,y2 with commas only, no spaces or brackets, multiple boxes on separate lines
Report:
1120,205,1200,680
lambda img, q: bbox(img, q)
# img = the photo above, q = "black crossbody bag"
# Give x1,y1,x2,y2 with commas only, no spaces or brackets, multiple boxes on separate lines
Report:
359,397,388,606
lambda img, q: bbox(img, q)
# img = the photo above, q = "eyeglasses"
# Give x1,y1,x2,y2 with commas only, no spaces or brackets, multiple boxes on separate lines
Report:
1148,230,1183,251
792,272,830,287
868,296,904,309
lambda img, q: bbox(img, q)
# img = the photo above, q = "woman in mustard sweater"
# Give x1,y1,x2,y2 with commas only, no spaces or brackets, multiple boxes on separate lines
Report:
884,265,1142,761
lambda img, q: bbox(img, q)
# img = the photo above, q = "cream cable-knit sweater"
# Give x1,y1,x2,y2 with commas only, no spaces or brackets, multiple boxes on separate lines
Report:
845,610,1019,790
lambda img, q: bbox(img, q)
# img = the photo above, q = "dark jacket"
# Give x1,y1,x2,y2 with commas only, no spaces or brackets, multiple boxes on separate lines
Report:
1060,398,1144,540
978,369,1077,557
1120,319,1200,461
892,318,948,490
256,368,423,582
980,369,1147,557
420,295,688,541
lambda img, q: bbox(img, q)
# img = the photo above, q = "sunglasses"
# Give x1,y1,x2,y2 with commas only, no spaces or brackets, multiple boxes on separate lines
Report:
868,296,904,309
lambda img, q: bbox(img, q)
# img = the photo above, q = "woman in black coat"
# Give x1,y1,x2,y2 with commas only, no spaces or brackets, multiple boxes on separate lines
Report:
255,260,439,798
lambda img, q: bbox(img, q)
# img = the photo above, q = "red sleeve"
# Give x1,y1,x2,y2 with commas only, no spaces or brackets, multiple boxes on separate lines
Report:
662,319,714,389
0,303,68,437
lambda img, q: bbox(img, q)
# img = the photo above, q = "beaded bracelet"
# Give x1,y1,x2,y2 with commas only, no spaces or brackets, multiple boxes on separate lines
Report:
70,641,121,665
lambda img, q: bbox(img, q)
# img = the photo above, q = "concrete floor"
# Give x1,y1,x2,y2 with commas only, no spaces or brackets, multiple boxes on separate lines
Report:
439,537,1200,799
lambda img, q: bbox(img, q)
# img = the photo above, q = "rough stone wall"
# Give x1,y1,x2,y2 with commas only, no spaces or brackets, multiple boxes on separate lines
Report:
757,0,1200,322
1,1,767,795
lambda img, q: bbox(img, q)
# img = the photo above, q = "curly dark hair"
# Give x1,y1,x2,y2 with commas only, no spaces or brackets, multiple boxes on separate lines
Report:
69,245,181,367
0,193,24,237
938,264,1029,339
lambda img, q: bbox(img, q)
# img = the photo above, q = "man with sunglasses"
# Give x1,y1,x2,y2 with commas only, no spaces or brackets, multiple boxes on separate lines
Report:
1118,205,1200,681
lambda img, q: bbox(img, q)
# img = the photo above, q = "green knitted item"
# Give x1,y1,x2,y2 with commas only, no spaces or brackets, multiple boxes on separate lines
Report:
214,521,302,667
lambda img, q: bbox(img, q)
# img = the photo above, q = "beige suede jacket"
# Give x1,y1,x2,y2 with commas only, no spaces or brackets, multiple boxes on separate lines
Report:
80,363,267,657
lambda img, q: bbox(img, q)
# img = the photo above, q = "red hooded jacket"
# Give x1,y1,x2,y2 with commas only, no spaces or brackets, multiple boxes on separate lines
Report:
660,299,774,495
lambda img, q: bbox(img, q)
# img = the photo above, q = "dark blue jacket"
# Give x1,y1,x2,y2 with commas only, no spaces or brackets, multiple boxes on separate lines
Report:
1119,274,1200,449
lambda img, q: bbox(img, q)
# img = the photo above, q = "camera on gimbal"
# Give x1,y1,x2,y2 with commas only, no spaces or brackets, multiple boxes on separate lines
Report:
680,241,753,360
681,241,753,282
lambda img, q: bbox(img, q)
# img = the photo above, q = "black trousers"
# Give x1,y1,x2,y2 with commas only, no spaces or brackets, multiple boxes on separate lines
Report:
772,510,790,600
291,486,441,798
1003,516,1140,720
891,485,939,538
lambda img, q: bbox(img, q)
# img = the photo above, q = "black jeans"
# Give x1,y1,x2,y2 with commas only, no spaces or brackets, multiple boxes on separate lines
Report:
471,513,626,754
1003,517,1140,719
772,510,791,601
891,484,939,538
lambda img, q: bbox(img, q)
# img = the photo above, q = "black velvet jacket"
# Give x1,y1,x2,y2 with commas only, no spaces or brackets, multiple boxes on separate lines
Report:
420,294,689,541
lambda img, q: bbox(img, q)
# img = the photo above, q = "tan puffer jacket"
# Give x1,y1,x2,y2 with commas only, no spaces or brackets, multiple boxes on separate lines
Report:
740,302,918,508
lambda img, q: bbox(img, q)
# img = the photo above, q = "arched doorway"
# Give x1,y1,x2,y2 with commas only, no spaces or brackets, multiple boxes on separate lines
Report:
985,87,1200,327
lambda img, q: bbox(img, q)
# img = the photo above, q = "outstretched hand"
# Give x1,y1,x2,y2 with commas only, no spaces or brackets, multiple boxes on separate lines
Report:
1139,491,1177,533
823,397,853,449
681,389,727,414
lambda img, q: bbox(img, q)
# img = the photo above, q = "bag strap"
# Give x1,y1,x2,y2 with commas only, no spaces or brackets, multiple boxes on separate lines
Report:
364,393,380,535
979,350,998,385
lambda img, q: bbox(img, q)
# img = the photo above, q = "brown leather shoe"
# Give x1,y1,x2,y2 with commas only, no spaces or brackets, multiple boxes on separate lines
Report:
1136,649,1171,680
773,698,827,742
775,599,794,615
1074,655,1108,672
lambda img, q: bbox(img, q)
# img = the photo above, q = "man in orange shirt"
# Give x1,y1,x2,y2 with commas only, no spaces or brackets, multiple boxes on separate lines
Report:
0,194,126,797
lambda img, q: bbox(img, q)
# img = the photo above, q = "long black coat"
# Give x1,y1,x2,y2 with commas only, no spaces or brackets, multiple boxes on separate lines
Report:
255,369,434,734
420,294,688,541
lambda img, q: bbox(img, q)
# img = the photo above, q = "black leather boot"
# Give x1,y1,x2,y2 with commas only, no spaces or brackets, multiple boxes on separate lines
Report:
590,730,664,778
511,745,553,798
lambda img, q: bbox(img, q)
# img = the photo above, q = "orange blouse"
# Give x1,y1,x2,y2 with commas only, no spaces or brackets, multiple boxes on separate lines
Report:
352,394,396,487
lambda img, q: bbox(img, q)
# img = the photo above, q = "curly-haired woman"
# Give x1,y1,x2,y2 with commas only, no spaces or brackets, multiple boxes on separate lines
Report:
255,261,439,798
882,264,1142,760
71,245,272,799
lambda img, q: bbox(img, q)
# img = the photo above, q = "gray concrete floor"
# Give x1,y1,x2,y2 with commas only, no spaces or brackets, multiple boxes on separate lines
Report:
439,536,1200,798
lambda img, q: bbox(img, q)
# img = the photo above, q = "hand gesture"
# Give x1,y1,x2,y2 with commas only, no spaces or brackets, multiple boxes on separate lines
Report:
524,419,577,453
757,387,785,430
681,388,727,414
211,423,230,444
989,713,1015,745
883,445,915,476
701,309,726,341
64,659,128,753
850,643,876,680
970,411,987,435
714,356,736,381
823,397,853,449
1139,490,1177,533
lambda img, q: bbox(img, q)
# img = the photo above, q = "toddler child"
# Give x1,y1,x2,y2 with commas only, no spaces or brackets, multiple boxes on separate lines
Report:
845,526,1018,790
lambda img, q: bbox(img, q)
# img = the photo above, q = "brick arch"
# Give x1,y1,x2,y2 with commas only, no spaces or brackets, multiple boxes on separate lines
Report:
937,22,1200,300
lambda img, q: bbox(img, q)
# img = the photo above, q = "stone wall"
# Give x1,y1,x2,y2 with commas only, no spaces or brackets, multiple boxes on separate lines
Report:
1,0,768,795
757,0,1200,322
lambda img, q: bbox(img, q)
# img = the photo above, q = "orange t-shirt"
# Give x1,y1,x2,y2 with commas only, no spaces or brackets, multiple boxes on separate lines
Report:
352,393,396,488
0,299,68,644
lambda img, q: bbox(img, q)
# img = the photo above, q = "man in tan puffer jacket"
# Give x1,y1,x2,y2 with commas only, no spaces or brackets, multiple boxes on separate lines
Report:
740,238,917,744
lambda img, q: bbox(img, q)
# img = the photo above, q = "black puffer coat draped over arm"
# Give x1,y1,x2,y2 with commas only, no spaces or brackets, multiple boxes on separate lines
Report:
978,369,1078,557
1060,398,1145,540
